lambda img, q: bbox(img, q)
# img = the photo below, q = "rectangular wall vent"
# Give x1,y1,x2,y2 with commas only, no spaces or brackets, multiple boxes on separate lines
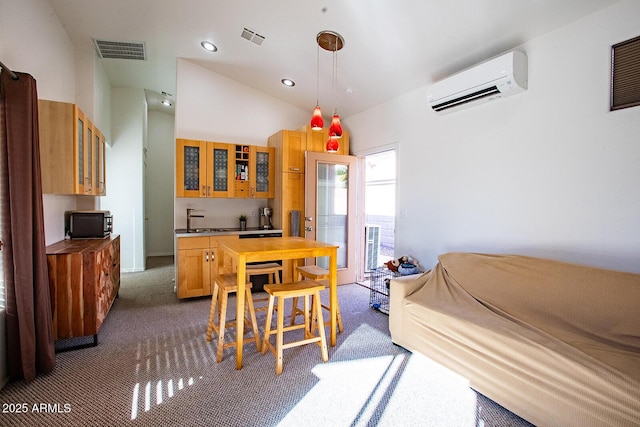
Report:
93,39,146,60
364,225,381,272
241,28,265,46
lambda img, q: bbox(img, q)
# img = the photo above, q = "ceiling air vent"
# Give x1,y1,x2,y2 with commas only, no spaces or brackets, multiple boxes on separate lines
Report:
241,28,265,46
93,39,146,60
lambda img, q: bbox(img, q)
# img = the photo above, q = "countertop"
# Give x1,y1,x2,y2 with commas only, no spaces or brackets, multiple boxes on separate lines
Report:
174,227,283,238
46,234,120,254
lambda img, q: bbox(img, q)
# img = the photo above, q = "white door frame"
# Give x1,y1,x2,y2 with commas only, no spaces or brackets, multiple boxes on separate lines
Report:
353,142,399,282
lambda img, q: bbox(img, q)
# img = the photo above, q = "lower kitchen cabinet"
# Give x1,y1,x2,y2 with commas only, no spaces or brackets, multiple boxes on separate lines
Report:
176,235,238,298
46,235,121,346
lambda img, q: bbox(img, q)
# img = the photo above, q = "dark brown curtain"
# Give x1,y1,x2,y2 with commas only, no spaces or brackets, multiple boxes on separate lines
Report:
0,70,55,381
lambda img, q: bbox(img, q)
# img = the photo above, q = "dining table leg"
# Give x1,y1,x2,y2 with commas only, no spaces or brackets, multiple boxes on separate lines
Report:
329,248,338,346
236,254,246,370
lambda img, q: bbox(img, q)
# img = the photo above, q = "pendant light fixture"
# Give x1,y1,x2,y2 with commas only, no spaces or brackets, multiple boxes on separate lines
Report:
309,30,345,152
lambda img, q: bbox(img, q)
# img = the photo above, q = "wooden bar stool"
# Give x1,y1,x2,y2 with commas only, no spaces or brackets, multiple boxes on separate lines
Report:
291,265,344,333
245,262,283,313
205,273,261,363
262,280,329,375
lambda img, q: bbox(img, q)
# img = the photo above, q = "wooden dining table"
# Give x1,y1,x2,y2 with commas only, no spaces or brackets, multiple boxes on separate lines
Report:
217,236,339,370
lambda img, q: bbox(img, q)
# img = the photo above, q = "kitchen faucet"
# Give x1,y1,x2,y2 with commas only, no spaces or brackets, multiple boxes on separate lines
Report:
186,208,204,232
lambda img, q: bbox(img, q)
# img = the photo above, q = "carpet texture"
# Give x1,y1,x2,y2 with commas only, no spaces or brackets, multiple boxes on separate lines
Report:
0,257,533,426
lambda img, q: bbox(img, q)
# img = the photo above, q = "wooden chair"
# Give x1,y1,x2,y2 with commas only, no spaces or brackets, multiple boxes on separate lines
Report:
245,262,283,313
262,280,328,375
291,265,344,333
205,273,260,363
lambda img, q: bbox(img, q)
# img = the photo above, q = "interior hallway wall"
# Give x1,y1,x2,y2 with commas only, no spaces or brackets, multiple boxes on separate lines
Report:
146,110,175,256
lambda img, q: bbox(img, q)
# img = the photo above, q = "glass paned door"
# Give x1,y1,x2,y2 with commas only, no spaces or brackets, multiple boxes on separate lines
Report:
305,152,357,284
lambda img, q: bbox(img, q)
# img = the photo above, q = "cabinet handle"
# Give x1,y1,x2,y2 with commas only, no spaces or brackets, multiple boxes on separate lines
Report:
202,185,206,196
208,186,211,197
289,167,300,171
205,250,209,262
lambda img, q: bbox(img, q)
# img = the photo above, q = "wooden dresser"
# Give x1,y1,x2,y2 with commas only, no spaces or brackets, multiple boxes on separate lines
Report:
46,235,120,348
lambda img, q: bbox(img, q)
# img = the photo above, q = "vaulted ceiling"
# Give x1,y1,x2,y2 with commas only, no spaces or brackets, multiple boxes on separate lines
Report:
48,0,621,116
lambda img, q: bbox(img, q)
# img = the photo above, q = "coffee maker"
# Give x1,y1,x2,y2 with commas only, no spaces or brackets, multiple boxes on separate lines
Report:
260,207,273,229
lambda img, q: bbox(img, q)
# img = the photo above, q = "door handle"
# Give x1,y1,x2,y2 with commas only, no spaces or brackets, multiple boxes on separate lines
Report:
305,216,313,221
305,226,313,232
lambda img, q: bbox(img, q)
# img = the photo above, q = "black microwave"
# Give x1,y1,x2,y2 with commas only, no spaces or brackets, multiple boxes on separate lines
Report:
66,210,113,239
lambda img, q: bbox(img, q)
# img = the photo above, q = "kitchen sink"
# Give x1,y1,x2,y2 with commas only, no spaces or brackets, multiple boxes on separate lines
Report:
187,227,238,233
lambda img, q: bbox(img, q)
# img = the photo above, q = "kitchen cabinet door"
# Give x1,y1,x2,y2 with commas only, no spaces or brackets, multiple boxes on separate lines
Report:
206,142,234,198
280,130,306,173
176,138,207,197
250,145,275,198
177,236,211,298
94,127,107,195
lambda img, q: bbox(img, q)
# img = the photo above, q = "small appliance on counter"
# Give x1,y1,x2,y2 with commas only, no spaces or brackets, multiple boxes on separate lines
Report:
260,207,273,229
66,210,113,239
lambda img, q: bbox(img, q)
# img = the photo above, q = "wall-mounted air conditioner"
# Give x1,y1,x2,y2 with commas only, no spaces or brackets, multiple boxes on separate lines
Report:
427,50,527,114
364,225,381,272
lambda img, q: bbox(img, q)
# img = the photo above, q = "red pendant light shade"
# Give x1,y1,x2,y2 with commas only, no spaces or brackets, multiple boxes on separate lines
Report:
328,114,342,139
310,105,324,130
326,137,339,153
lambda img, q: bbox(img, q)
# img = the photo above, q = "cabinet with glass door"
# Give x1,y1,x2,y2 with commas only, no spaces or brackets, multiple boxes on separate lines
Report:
251,146,275,198
176,139,234,198
38,99,107,195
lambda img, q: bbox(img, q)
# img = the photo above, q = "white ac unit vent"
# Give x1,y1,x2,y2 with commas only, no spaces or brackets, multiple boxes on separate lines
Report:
427,50,527,114
364,225,381,272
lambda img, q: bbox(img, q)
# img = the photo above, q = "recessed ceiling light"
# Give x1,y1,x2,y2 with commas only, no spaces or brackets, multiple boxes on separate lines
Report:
162,99,172,106
201,41,217,52
281,78,295,87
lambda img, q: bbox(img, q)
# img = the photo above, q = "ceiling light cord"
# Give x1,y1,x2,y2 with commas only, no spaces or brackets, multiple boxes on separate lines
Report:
316,44,320,106
333,46,338,115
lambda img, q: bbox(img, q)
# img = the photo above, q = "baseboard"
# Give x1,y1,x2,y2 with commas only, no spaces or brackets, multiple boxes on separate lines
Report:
122,267,145,273
146,252,174,257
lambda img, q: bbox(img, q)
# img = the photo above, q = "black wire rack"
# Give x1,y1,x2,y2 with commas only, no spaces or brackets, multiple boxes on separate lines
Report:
368,267,400,314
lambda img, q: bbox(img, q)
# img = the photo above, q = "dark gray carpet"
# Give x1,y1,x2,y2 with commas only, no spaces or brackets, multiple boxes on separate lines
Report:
0,257,533,426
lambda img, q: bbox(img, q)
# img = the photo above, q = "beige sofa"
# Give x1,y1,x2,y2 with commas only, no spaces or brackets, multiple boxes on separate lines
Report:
389,252,640,426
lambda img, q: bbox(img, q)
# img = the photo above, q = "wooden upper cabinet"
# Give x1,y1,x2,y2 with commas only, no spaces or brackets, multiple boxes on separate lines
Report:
281,130,306,173
177,138,273,199
176,139,234,198
300,124,350,156
38,99,106,195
